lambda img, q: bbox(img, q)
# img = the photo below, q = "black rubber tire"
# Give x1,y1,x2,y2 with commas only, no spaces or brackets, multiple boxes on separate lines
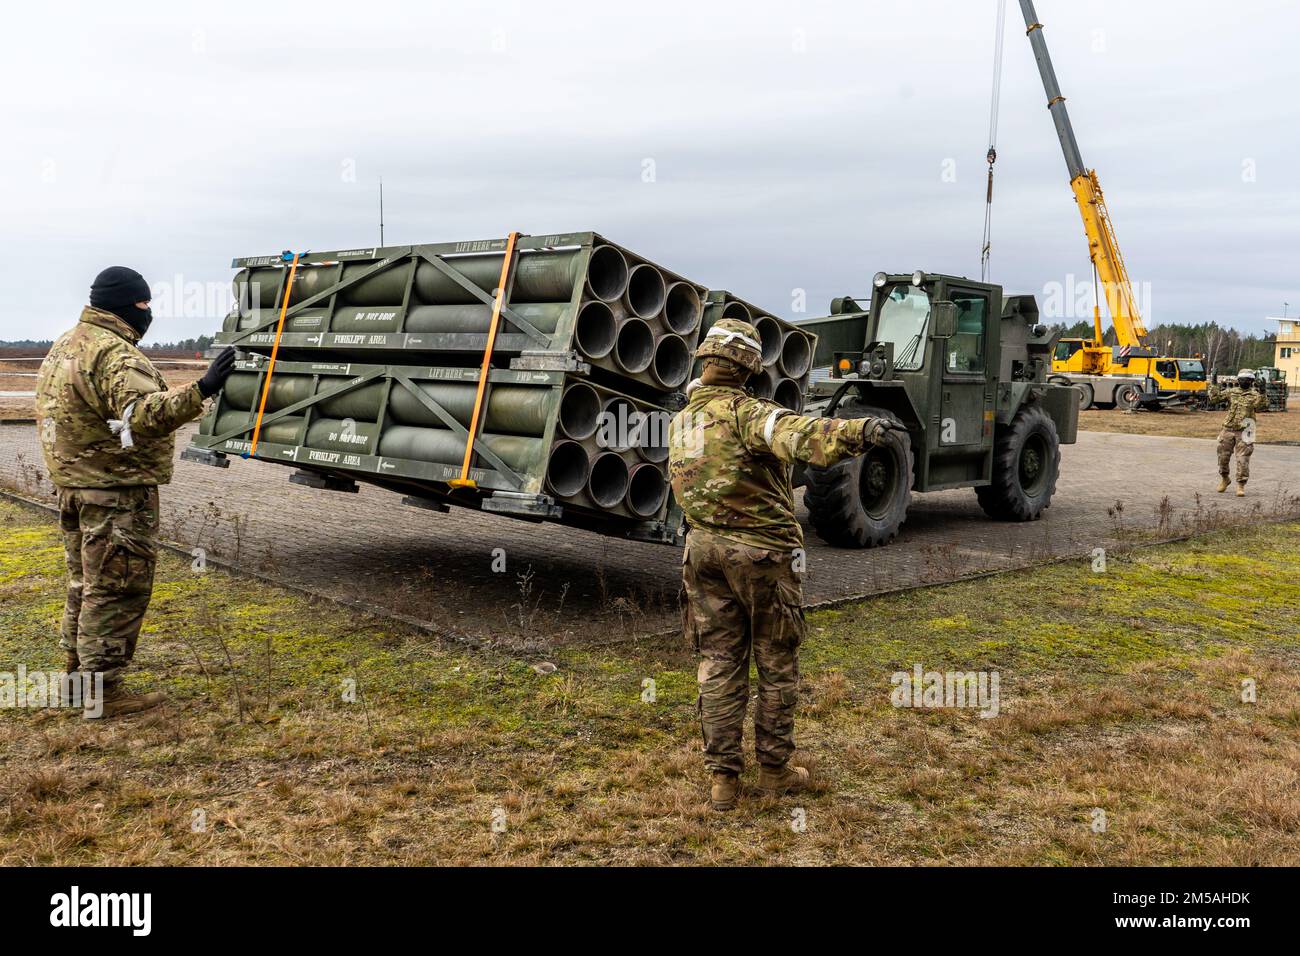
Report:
975,402,1060,521
804,405,913,548
1114,382,1141,411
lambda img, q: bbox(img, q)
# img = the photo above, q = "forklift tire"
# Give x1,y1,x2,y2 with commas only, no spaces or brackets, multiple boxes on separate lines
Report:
975,403,1060,522
804,405,913,548
1114,382,1142,411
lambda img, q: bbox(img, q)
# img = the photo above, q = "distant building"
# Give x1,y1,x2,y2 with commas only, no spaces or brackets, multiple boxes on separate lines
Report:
1274,317,1300,381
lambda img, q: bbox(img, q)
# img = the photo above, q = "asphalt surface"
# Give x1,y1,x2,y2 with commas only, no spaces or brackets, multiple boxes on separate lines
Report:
3,422,1297,647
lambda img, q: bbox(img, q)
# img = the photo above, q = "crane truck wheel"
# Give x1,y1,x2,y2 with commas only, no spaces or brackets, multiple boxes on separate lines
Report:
975,403,1060,522
804,405,913,548
1114,382,1141,411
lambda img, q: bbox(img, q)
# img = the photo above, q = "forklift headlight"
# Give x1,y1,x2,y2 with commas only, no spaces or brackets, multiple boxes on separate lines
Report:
911,270,925,287
873,271,888,288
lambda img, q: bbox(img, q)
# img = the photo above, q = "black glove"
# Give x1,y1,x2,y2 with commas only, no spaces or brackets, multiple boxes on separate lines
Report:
863,416,905,446
198,347,238,398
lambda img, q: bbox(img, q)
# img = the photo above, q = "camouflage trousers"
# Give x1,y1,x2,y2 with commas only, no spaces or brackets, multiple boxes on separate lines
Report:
681,529,805,775
1217,428,1255,482
58,485,160,685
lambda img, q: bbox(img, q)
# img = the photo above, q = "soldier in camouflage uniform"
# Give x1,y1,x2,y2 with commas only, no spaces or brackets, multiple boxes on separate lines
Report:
36,266,237,718
668,318,891,810
1205,369,1268,497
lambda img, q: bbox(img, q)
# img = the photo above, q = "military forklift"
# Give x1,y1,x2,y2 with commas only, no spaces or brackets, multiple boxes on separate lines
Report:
794,271,1079,547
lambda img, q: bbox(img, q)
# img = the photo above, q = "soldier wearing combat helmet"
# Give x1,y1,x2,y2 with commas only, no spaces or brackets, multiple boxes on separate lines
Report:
35,266,238,718
668,317,893,810
1205,368,1268,497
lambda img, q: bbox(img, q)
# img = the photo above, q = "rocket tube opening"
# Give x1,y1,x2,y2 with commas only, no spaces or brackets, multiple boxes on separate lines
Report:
720,300,751,323
778,330,812,378
598,396,636,452
614,318,655,374
651,334,691,389
623,264,666,319
633,408,671,463
755,316,783,366
586,244,629,302
751,367,777,400
774,377,803,412
587,452,631,509
546,440,591,498
626,463,669,517
575,301,617,359
559,382,602,440
663,282,702,335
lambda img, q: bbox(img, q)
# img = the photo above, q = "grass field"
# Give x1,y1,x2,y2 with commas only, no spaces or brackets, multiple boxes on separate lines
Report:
0,356,204,420
2,499,1298,865
1079,404,1300,442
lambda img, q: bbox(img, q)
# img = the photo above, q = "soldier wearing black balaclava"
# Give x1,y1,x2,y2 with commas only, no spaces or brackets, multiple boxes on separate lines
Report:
35,267,237,718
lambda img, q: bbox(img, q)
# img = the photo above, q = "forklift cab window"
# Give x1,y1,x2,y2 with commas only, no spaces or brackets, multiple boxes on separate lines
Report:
876,284,932,371
946,294,986,373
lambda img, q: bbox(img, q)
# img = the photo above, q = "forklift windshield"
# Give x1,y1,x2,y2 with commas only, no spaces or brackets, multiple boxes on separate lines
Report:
876,284,931,370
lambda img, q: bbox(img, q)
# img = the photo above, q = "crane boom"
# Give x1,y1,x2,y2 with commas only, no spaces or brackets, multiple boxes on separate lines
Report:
1017,0,1148,347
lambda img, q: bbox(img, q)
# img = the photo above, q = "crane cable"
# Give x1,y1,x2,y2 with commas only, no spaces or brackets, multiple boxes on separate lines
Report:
981,0,1008,282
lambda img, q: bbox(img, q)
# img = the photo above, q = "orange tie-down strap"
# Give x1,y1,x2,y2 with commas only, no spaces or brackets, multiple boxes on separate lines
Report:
448,230,521,489
246,250,300,459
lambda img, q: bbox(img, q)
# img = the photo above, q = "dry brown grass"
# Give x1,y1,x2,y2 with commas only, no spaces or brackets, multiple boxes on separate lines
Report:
1080,405,1300,442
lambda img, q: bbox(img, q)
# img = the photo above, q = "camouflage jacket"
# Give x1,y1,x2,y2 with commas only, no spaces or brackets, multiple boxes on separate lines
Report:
35,307,206,488
668,385,872,551
1206,384,1267,430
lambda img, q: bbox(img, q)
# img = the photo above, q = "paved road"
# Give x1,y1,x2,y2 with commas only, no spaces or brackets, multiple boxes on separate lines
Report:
4,423,1297,647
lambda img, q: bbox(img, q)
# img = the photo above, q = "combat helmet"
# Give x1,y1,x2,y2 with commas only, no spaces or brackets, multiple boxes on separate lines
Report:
695,318,763,375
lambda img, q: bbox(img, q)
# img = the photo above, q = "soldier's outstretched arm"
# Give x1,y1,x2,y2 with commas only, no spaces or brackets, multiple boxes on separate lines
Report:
736,400,893,468
103,356,207,440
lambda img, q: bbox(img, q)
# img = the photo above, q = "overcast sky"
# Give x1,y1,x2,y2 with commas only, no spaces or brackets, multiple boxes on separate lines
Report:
2,0,1297,343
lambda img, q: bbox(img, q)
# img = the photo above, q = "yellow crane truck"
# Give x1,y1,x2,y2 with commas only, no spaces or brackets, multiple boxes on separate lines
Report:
1019,0,1207,411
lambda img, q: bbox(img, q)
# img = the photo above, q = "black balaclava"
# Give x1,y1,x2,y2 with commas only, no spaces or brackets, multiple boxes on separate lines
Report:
89,266,153,338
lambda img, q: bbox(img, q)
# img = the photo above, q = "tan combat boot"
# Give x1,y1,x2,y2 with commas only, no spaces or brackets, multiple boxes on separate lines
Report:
757,763,810,794
84,682,166,720
1216,476,1230,493
1236,482,1247,497
710,772,739,811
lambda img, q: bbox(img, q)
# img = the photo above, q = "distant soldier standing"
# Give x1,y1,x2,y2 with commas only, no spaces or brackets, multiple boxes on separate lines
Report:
1206,369,1268,497
36,267,237,718
668,318,892,810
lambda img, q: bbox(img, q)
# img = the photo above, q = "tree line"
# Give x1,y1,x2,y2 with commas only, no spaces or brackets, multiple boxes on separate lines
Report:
1,335,216,353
